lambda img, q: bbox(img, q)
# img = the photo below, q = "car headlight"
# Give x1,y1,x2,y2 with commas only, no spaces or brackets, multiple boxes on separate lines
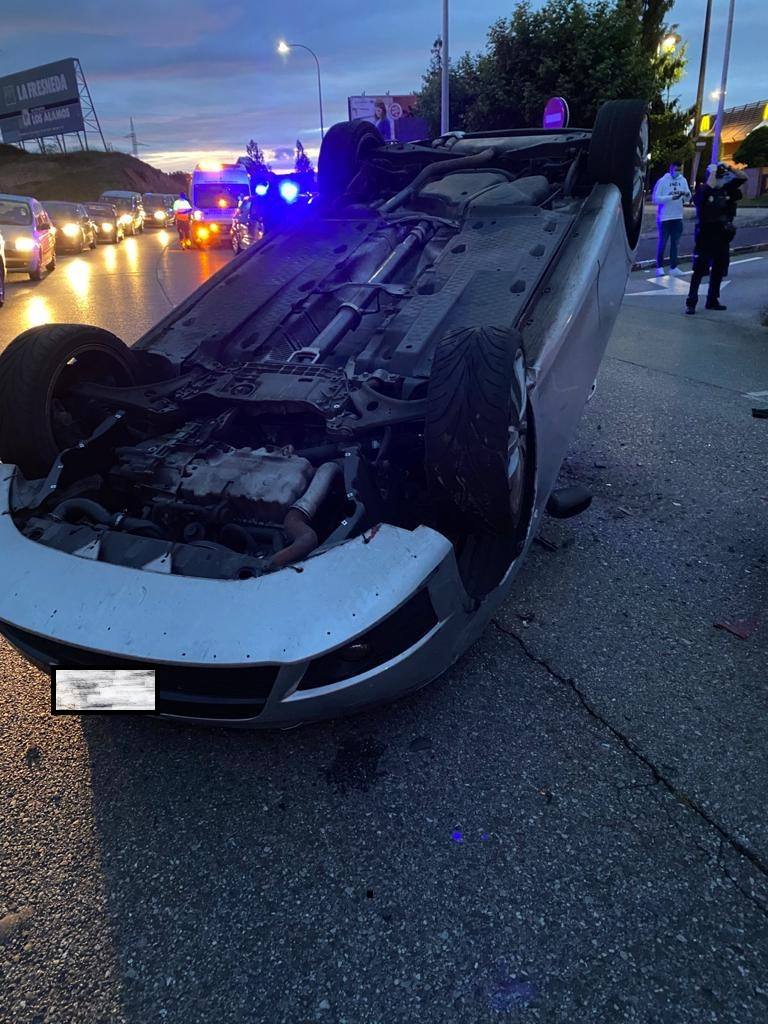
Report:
119,214,132,225
62,223,80,237
15,237,36,252
101,222,114,232
154,210,166,220
192,210,203,221
210,223,219,232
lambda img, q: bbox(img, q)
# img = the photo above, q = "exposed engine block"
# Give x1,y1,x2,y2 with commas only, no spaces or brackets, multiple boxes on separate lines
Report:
111,432,314,525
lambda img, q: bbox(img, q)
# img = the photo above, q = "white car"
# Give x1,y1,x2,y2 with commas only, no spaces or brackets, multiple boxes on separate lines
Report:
0,101,648,728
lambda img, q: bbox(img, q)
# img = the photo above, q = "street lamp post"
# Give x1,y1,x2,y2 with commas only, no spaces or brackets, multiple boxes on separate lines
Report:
710,0,736,165
690,0,713,185
440,0,450,134
277,40,325,141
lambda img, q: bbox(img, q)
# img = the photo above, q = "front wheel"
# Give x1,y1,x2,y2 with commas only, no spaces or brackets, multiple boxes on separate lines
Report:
425,326,533,598
28,258,43,282
0,324,137,478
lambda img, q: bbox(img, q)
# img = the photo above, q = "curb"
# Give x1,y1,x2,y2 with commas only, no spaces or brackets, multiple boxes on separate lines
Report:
632,241,768,272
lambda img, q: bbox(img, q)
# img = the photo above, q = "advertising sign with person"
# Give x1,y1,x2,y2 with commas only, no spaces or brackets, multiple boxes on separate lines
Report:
347,95,429,143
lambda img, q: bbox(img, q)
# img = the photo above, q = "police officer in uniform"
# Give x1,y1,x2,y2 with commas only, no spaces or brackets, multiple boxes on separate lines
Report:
685,163,747,314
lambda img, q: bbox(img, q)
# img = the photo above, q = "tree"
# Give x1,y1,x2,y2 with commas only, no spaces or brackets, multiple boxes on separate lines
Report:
294,139,315,189
734,127,768,168
416,0,689,150
243,139,270,180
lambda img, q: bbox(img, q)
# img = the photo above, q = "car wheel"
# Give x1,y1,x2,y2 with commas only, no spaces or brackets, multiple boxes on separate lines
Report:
89,235,97,249
47,251,56,271
0,266,5,307
0,324,137,479
587,99,648,249
28,257,43,281
317,119,383,202
425,326,534,598
232,232,241,254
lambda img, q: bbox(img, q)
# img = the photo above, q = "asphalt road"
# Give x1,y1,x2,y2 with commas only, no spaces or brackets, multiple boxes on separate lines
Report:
0,229,232,354
1,237,768,1024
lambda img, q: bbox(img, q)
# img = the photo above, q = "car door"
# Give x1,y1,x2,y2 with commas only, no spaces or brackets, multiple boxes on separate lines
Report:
34,207,53,261
238,199,250,246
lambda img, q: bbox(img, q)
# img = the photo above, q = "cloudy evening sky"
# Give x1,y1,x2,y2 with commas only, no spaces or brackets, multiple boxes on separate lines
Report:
2,1,764,171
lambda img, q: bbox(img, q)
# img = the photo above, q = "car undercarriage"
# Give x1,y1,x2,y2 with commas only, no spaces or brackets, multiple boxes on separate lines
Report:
0,104,649,724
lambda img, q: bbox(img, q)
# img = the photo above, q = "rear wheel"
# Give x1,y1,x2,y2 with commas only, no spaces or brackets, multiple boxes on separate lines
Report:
318,119,383,201
588,99,648,248
425,326,533,598
0,324,137,478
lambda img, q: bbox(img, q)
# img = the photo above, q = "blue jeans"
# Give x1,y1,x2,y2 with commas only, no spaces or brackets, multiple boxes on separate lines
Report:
656,219,684,269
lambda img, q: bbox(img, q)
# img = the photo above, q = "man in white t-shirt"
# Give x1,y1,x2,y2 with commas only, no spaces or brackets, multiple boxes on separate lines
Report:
652,162,691,277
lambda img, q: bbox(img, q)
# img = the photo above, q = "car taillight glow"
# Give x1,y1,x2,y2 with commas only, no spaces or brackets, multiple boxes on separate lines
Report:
195,227,210,240
210,223,219,232
15,237,35,252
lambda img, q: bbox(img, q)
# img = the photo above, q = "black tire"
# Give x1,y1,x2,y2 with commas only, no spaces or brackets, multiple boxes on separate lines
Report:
588,99,648,248
0,266,5,307
425,326,533,597
317,119,383,201
0,324,136,478
28,260,43,281
47,252,56,271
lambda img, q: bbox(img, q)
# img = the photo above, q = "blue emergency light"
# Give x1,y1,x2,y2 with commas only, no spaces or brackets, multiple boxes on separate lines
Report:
278,180,300,204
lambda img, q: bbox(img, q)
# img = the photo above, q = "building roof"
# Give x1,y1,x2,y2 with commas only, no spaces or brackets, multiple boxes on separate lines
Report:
700,101,768,142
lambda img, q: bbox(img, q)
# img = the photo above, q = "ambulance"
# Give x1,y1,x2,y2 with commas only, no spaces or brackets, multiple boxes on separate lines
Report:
188,161,251,248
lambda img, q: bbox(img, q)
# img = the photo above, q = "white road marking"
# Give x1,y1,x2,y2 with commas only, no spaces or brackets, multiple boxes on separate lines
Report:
631,255,764,296
745,390,768,399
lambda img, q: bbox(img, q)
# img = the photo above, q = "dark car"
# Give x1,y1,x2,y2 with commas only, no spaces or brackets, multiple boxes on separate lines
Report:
43,202,97,253
142,193,174,228
98,191,145,235
231,196,265,253
85,203,124,244
0,102,648,728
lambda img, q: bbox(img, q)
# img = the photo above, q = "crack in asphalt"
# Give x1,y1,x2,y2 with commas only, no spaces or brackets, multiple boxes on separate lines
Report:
492,619,768,918
606,354,752,396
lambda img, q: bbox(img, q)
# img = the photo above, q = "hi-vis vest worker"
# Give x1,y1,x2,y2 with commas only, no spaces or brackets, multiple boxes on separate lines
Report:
173,193,192,216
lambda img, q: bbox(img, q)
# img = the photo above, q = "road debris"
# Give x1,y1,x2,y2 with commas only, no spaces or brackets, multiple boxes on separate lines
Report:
713,617,760,640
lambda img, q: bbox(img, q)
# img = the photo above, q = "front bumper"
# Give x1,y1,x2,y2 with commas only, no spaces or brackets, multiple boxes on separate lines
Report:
0,465,474,728
5,253,36,272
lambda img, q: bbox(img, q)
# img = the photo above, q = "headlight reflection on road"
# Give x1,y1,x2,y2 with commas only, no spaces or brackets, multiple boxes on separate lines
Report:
156,230,171,246
63,258,91,298
23,295,52,329
122,236,139,271
103,243,118,271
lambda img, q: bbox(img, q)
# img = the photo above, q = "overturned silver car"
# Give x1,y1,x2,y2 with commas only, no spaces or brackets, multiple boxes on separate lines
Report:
0,101,648,727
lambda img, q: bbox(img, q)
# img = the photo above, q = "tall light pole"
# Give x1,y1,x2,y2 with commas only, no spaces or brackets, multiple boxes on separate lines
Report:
278,41,325,140
690,0,713,184
710,0,736,165
440,0,449,134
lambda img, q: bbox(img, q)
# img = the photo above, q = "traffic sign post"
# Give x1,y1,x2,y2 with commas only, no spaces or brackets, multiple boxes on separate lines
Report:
543,97,570,130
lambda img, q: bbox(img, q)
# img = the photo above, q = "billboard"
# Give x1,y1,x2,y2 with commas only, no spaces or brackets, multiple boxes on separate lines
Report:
348,95,429,143
0,59,84,143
